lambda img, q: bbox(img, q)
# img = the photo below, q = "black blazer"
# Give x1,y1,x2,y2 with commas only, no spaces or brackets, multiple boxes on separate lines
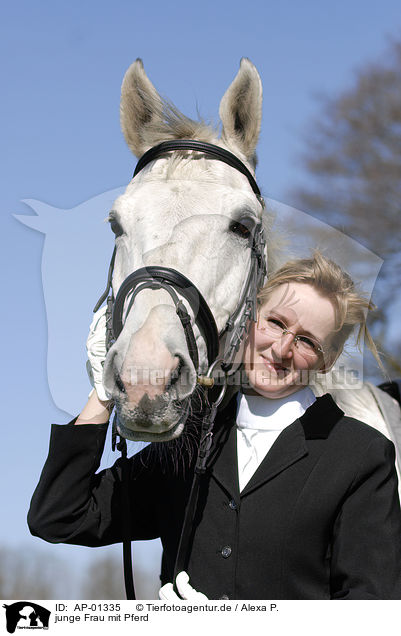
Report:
28,394,401,599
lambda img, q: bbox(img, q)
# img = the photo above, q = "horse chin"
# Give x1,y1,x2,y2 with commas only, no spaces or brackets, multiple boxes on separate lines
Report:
114,397,190,442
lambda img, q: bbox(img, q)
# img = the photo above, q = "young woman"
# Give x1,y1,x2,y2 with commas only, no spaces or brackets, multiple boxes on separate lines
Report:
28,252,401,599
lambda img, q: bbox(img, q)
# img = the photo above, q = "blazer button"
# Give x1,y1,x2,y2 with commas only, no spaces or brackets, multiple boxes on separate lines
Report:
221,545,232,558
228,499,237,510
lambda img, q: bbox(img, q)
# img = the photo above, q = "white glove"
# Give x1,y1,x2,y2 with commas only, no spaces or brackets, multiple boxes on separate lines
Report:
86,306,109,402
159,571,208,601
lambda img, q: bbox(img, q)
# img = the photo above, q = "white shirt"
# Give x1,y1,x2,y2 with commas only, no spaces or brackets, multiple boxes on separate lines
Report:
236,387,316,491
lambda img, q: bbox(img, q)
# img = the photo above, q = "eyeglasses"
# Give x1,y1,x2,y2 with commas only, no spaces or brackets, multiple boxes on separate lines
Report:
256,314,325,358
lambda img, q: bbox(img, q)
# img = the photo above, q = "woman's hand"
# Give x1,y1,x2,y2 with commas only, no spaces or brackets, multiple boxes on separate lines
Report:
75,307,113,424
86,306,109,401
159,571,208,601
75,388,112,425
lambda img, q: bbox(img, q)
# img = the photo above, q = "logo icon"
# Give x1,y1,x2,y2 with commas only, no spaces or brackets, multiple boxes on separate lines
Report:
2,603,51,633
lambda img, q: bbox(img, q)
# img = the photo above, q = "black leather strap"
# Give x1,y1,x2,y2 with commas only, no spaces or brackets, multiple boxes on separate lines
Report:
117,433,136,600
93,246,116,313
133,140,261,197
173,401,219,585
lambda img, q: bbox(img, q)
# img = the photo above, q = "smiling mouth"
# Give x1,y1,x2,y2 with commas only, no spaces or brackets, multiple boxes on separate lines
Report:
260,357,291,375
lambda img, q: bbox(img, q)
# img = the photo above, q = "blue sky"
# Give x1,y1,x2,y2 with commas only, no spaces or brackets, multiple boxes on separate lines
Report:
2,0,401,597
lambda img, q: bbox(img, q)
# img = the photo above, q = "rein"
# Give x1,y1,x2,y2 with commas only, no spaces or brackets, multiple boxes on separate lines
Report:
93,139,267,599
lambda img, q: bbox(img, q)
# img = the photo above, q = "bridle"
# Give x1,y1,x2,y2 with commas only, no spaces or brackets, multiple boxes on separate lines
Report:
93,139,267,599
94,140,266,377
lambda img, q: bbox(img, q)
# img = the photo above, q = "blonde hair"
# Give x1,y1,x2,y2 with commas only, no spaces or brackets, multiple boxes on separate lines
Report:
258,251,382,368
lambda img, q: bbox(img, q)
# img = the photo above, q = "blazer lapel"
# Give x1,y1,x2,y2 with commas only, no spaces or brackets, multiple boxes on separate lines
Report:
240,420,308,496
208,392,343,499
239,394,343,496
208,398,308,499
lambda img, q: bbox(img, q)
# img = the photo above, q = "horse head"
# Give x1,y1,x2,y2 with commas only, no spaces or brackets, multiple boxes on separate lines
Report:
102,58,268,441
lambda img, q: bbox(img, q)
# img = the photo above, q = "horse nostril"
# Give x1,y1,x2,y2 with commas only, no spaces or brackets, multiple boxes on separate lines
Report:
115,372,126,394
165,357,183,391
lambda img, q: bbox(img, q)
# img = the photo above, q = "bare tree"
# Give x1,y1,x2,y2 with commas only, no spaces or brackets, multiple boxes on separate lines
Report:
81,554,125,599
0,545,70,599
0,545,159,600
81,553,159,599
289,37,401,376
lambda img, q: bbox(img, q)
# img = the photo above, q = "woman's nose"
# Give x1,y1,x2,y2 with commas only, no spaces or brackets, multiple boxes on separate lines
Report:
271,332,294,358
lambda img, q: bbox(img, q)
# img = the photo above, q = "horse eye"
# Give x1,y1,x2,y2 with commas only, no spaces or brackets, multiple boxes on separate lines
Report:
229,221,251,239
110,219,124,237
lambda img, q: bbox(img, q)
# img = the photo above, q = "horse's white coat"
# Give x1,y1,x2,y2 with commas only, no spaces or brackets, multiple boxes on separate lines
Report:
103,59,267,440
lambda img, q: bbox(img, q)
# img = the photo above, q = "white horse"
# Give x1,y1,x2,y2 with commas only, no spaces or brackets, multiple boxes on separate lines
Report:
102,58,270,441
101,58,401,486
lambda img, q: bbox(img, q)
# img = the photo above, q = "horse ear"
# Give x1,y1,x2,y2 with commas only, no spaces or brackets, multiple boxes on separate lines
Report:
120,59,164,157
219,58,262,166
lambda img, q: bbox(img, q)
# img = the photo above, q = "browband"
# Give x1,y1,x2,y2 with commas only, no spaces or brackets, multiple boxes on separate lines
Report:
133,139,261,197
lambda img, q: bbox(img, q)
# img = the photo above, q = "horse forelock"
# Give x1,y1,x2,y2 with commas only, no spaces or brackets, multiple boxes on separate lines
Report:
139,96,218,150
131,94,257,176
